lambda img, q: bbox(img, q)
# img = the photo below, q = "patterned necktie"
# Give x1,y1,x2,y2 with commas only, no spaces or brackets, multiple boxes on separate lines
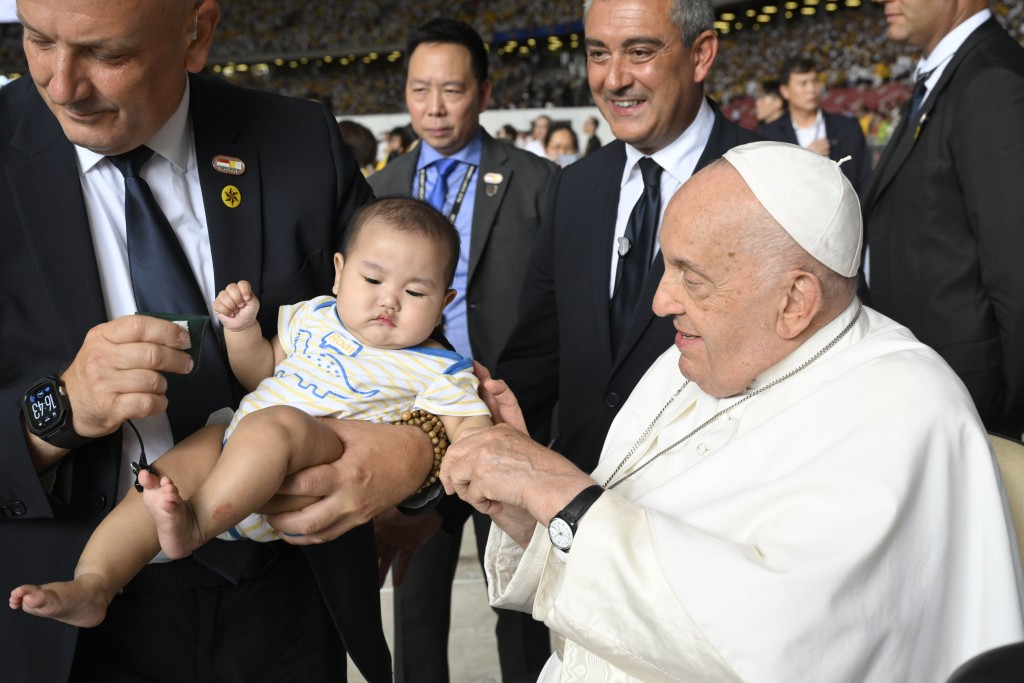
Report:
107,147,234,439
610,157,663,354
426,157,460,213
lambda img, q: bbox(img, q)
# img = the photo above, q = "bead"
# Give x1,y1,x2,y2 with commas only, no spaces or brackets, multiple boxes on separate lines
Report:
393,409,450,495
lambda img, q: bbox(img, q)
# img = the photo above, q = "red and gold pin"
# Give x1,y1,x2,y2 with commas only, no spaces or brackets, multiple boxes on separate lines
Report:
221,185,241,208
212,155,246,175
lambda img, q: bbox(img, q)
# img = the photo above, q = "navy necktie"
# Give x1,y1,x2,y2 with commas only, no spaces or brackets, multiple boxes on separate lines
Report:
610,157,663,354
906,68,935,127
108,147,234,439
427,157,459,212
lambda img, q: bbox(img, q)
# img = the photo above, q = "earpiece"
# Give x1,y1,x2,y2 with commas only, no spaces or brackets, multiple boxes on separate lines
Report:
189,10,199,42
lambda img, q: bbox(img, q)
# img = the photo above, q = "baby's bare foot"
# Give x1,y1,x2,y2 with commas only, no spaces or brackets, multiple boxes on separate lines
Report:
9,574,114,628
140,471,204,559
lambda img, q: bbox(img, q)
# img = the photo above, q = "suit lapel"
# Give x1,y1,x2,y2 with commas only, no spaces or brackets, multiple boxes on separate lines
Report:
468,133,509,283
188,75,264,298
8,87,108,355
864,19,998,207
780,115,799,145
592,142,627,366
383,148,419,195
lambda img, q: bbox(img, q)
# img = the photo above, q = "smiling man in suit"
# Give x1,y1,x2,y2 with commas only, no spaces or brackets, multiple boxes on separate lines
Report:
367,17,558,683
0,1,438,680
861,0,1024,437
496,0,759,478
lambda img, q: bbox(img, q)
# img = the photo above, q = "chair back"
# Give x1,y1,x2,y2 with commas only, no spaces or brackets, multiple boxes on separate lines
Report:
990,433,1024,566
943,434,1024,683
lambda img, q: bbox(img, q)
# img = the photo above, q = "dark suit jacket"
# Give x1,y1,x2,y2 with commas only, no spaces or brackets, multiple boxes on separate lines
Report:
0,74,390,681
860,19,1024,437
368,131,558,375
757,110,871,192
497,103,760,473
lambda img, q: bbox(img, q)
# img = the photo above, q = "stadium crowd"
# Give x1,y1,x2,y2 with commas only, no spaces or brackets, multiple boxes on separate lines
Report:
3,0,1023,129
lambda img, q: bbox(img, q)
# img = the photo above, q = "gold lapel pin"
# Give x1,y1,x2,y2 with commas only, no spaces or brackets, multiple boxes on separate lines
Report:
221,185,242,208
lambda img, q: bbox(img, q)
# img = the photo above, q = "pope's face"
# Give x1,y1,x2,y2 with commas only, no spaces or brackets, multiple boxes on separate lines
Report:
652,165,791,397
18,0,214,154
405,42,489,156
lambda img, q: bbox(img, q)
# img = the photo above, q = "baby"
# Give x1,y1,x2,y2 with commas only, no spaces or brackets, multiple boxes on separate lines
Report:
10,197,491,627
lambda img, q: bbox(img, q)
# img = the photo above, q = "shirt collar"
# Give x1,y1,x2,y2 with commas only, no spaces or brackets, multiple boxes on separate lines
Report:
75,78,192,173
916,8,991,84
621,97,714,188
791,107,824,130
416,128,483,170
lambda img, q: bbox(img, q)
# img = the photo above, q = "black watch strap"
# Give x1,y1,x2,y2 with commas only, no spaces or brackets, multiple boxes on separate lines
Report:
42,424,92,450
556,484,605,527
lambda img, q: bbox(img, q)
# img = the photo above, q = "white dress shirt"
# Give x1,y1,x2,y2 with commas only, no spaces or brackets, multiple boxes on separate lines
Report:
608,98,715,297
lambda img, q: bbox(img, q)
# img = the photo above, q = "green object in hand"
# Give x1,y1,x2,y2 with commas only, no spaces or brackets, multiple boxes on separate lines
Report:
136,311,211,374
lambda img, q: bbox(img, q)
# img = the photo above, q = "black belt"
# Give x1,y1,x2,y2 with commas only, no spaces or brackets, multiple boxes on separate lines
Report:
121,543,281,593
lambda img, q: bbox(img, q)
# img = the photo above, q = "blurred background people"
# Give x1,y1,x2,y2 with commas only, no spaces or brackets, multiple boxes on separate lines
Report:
524,114,552,156
582,115,602,155
758,55,871,192
753,78,786,130
544,124,579,167
339,119,380,176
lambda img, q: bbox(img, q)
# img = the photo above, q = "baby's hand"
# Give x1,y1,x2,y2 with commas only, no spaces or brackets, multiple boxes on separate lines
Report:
213,280,260,331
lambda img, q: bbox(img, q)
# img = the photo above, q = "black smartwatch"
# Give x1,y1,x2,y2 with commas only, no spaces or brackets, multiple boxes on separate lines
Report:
23,374,91,450
548,484,605,552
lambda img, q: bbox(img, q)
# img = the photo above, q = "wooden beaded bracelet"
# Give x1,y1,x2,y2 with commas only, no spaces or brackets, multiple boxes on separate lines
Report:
392,409,448,494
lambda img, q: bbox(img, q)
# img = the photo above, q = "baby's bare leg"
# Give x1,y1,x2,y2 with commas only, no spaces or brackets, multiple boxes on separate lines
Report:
8,424,226,627
158,406,342,555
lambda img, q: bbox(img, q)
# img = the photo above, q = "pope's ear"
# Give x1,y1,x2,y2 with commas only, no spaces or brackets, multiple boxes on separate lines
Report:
776,270,822,340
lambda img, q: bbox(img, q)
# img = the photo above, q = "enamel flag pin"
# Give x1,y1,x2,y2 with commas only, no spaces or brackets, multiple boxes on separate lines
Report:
212,155,246,175
483,172,503,197
221,185,241,208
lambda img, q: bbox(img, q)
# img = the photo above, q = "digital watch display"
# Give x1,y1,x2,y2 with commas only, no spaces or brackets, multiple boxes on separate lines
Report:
23,375,90,449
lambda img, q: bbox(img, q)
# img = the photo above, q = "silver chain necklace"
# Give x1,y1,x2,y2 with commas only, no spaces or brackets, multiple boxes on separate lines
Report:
603,303,862,490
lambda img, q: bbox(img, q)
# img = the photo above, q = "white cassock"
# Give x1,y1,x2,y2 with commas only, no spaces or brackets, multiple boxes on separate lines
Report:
485,301,1024,682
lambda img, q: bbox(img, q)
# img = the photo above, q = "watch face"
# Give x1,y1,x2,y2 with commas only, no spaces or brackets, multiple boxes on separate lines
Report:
548,517,574,551
25,380,63,434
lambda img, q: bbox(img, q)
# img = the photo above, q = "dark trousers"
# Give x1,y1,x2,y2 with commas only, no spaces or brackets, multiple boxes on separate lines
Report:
71,546,348,683
393,509,550,683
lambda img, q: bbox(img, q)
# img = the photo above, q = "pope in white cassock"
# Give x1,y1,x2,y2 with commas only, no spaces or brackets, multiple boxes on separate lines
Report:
441,141,1024,682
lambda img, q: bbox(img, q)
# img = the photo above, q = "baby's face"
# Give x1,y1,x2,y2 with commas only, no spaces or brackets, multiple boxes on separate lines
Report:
333,220,454,350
